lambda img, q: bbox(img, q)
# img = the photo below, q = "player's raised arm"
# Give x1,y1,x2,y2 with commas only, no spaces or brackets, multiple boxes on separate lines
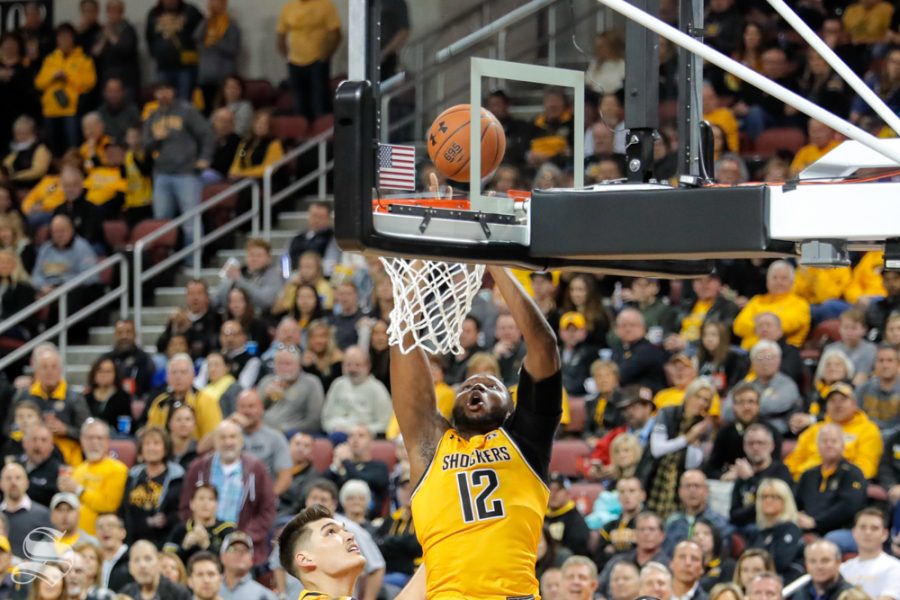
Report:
488,266,561,380
390,338,447,481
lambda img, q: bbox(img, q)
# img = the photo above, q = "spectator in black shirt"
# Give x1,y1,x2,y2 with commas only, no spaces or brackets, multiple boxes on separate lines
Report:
327,425,389,519
53,163,104,254
611,308,667,392
330,281,366,351
726,423,792,530
202,108,240,185
704,0,744,55
122,427,183,548
286,201,338,273
20,423,61,507
84,357,134,434
92,0,140,98
76,0,102,56
545,473,591,557
103,319,157,400
97,78,140,144
278,432,320,518
795,540,852,600
486,90,531,167
157,280,222,362
0,34,38,155
867,270,900,342
747,478,804,583
795,424,867,537
734,47,800,139
165,483,235,565
18,1,54,65
0,248,36,341
707,384,782,479
146,0,203,101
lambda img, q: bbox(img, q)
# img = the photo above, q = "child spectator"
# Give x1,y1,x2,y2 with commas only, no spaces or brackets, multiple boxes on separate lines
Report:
825,308,877,384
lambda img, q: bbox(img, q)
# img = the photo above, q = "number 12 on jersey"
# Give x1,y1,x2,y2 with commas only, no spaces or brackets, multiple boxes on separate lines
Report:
456,468,506,523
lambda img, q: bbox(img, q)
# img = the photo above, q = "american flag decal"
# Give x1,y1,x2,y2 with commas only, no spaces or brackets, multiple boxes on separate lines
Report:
377,144,416,190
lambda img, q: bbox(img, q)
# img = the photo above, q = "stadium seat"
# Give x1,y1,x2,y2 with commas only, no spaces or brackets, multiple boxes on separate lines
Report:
807,319,841,349
312,438,334,472
565,396,586,436
570,482,603,514
549,440,591,478
867,483,887,502
371,440,397,471
275,89,294,114
202,182,238,230
129,219,178,266
244,79,276,108
272,115,309,142
103,220,129,252
311,114,335,136
754,127,806,157
109,439,136,467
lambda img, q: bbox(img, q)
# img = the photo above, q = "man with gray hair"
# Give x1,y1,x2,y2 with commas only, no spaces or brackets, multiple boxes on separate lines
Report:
57,418,128,535
747,572,784,600
257,342,324,435
639,562,673,600
9,345,90,462
611,308,667,392
727,340,800,434
321,346,392,435
733,259,811,351
754,312,804,389
228,389,292,496
796,539,852,600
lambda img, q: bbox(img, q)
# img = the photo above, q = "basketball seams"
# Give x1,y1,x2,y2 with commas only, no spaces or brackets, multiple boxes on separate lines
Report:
427,105,505,182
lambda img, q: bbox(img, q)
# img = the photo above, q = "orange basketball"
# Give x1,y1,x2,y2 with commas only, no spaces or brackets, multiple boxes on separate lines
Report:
426,104,506,182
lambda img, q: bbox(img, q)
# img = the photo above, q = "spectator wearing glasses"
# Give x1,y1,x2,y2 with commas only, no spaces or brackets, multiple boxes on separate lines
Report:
746,478,804,582
194,321,262,391
728,341,801,436
257,344,325,435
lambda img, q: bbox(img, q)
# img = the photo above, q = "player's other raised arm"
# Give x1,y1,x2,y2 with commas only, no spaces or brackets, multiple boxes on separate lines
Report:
390,339,446,480
488,266,561,380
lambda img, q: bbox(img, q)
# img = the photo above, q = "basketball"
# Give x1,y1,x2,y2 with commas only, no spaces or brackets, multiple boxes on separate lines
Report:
426,104,506,182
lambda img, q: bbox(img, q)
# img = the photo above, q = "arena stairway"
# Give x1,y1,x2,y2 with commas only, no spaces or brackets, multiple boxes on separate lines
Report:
62,199,315,385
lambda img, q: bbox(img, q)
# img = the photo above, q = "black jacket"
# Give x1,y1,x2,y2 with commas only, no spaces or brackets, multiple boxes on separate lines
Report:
705,421,783,480
748,521,805,582
612,338,667,392
562,343,600,396
53,196,105,250
728,460,793,527
878,428,900,489
21,454,62,507
107,547,134,592
796,459,867,534
288,228,335,268
868,295,900,342
327,459,390,520
545,502,591,557
795,576,854,600
85,388,134,434
102,346,157,399
157,309,221,361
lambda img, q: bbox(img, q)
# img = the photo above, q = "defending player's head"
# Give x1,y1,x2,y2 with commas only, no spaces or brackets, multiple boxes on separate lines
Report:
452,366,514,435
278,504,365,590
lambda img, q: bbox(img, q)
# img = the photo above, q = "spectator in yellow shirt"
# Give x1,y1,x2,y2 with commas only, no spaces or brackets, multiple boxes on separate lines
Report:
703,82,739,154
792,260,852,323
842,0,894,45
733,260,811,350
789,120,840,176
79,112,112,170
34,23,97,154
56,419,128,535
123,126,153,227
845,251,886,307
228,110,285,179
784,382,882,480
276,0,341,121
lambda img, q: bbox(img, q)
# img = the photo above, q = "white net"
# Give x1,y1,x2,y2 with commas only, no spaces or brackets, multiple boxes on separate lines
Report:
380,257,486,355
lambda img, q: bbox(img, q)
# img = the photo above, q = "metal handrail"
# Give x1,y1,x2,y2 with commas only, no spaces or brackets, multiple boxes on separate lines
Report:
382,1,604,141
435,0,557,63
262,129,333,240
0,254,128,371
133,178,260,340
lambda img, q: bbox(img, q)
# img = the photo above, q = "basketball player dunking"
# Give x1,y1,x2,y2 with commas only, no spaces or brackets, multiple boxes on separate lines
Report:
391,265,562,599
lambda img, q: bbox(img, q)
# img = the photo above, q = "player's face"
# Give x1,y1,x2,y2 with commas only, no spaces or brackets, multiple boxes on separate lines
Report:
299,518,366,578
452,374,512,433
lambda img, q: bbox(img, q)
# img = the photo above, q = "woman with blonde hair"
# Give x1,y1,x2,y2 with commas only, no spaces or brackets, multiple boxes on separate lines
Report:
27,564,68,600
273,250,334,316
0,212,34,272
608,432,642,482
0,247,35,339
586,30,625,94
709,582,744,600
747,478,804,582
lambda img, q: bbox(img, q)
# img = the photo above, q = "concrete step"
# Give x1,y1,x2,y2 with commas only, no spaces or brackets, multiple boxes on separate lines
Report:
128,307,173,327
65,343,160,368
173,268,221,288
64,364,90,384
90,325,164,347
152,287,186,308
276,211,309,232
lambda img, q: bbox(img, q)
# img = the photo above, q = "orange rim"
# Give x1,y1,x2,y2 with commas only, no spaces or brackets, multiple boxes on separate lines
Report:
373,189,531,213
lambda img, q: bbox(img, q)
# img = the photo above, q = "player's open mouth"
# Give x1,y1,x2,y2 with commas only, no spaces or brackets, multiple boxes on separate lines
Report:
467,392,485,410
346,543,361,554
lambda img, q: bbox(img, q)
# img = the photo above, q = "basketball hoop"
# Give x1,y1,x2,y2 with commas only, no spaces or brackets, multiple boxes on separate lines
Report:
381,256,485,355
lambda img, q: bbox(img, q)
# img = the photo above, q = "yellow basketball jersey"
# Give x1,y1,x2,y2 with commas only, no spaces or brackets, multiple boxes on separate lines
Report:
411,427,549,600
